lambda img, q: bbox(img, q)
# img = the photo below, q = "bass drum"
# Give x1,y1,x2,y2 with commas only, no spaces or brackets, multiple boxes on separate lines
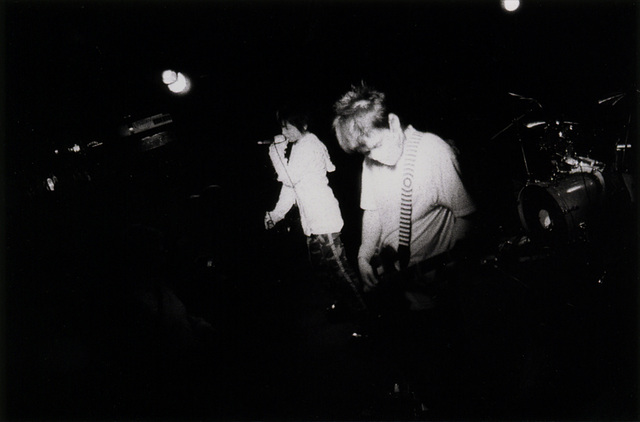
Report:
517,171,605,244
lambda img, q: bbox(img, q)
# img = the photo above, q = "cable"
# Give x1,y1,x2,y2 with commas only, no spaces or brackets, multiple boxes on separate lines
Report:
268,136,310,227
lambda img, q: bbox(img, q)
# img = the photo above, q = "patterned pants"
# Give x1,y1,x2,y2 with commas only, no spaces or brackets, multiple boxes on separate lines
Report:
307,232,367,313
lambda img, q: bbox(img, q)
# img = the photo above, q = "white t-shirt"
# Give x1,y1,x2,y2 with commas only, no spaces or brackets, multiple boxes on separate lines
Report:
361,126,476,264
268,132,344,236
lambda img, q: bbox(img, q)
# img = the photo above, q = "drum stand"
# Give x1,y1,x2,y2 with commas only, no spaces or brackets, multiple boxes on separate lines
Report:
491,109,535,184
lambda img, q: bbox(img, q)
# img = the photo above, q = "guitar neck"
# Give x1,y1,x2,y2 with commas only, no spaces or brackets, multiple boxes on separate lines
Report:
373,246,456,284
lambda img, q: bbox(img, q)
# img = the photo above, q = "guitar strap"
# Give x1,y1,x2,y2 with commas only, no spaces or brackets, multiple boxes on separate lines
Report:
398,134,420,269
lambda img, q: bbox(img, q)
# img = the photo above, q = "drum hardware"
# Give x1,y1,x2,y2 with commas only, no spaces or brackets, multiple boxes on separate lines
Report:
551,153,605,179
598,91,627,106
507,91,543,109
492,94,585,184
517,171,606,245
494,93,611,245
491,108,540,183
529,120,580,159
598,89,637,172
614,112,633,172
525,121,546,129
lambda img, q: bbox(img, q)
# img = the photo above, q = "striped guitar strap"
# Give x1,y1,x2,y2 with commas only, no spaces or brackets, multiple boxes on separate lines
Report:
398,134,420,269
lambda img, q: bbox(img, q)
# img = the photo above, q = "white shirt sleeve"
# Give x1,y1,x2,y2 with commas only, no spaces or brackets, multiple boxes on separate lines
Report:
270,183,296,223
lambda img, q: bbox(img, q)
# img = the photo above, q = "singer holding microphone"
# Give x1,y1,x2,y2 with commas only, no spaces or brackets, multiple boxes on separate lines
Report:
263,105,368,334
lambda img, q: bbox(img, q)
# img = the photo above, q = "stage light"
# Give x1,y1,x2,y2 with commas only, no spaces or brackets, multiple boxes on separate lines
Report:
45,175,58,192
168,72,190,93
162,69,191,95
502,0,520,12
162,70,178,84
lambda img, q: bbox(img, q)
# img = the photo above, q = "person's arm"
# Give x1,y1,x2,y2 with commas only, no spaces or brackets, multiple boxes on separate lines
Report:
357,209,382,291
265,184,295,229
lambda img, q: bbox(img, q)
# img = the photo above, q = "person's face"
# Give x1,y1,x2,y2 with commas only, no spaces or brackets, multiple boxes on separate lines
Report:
281,122,304,142
357,114,404,166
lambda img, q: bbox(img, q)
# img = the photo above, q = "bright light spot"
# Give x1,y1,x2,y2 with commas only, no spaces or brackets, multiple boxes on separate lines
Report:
162,70,178,84
538,209,551,230
526,121,545,129
45,176,58,192
502,0,520,12
566,185,581,194
169,72,191,94
162,69,191,94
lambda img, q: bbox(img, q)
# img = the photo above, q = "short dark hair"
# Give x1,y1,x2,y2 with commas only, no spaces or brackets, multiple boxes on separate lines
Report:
276,104,309,132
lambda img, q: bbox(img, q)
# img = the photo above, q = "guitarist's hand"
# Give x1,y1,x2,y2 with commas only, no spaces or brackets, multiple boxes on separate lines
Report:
358,256,379,292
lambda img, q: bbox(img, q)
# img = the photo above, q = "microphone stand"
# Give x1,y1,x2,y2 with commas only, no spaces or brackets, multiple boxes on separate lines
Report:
491,108,536,184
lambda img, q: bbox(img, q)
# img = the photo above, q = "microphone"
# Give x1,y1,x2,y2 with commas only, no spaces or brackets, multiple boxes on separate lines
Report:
257,134,286,145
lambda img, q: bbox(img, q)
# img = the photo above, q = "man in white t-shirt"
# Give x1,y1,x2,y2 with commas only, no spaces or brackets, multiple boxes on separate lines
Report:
332,83,476,310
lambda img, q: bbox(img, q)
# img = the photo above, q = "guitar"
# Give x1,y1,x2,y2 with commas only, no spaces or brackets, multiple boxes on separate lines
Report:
370,245,457,294
365,242,480,313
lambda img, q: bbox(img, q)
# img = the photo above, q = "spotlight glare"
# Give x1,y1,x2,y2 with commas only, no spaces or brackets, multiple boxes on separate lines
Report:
162,69,191,95
502,0,520,12
162,70,178,84
168,72,191,94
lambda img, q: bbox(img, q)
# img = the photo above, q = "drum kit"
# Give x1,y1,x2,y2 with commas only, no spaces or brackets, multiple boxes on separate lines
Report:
495,95,609,246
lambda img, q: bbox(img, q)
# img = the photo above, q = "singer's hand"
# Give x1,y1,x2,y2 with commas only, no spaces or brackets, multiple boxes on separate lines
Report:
264,212,275,230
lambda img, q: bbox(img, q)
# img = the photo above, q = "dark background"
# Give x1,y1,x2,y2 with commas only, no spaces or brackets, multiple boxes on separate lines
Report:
5,0,637,255
3,0,638,420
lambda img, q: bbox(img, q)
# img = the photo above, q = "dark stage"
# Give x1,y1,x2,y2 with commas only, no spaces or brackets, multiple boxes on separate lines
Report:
4,0,639,420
